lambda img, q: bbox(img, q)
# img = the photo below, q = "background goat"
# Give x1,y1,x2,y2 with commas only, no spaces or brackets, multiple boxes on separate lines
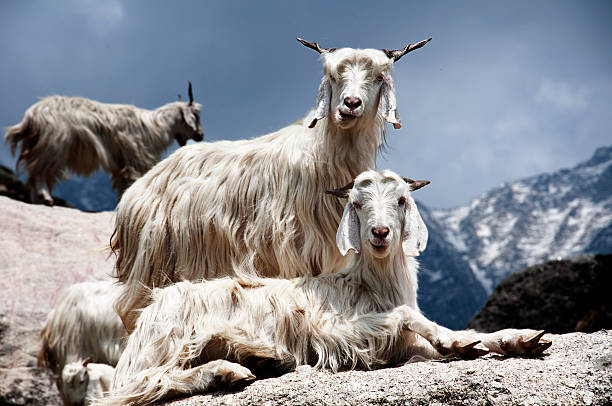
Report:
101,170,551,406
38,280,126,375
61,358,115,406
4,82,203,206
111,37,432,332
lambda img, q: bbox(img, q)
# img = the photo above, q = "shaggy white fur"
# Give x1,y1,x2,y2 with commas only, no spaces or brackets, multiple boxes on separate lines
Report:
111,38,432,332
4,83,203,205
100,170,551,406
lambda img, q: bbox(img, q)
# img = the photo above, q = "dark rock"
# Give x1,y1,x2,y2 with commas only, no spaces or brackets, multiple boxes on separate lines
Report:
468,254,612,333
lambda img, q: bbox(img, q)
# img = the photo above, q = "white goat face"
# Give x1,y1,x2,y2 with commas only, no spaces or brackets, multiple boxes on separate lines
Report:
333,170,429,259
177,102,204,145
62,361,89,405
176,82,204,146
323,49,393,130
299,37,431,130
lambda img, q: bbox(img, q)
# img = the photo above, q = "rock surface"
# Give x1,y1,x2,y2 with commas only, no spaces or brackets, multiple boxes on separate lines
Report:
1,196,611,405
468,254,612,333
169,331,611,406
0,196,115,405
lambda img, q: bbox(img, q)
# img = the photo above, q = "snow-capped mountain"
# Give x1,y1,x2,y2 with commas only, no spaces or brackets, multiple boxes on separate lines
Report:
431,146,612,294
416,204,489,329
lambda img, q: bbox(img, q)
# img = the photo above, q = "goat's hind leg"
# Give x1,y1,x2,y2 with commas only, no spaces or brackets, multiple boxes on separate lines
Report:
397,306,489,359
471,329,552,356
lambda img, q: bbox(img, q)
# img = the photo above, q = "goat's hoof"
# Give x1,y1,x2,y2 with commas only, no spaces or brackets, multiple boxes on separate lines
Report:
214,361,256,388
436,338,489,359
501,330,552,356
456,340,490,359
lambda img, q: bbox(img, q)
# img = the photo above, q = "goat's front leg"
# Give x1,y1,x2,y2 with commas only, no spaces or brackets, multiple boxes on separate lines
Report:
396,306,489,359
165,360,256,395
470,329,552,356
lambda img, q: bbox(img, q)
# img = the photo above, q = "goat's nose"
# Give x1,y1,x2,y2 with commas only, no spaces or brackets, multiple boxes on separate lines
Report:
344,97,362,110
371,226,389,239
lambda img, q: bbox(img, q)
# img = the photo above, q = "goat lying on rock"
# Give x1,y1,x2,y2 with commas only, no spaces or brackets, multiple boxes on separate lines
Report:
112,37,432,333
101,170,551,406
4,82,203,206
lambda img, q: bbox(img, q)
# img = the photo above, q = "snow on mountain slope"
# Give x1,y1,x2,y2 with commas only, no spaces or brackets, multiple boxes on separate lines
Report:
432,146,612,293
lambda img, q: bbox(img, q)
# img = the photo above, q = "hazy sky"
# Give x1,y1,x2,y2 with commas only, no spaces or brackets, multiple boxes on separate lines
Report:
1,0,610,209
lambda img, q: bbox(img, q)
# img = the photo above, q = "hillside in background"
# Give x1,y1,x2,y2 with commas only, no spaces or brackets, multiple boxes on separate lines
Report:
432,145,612,294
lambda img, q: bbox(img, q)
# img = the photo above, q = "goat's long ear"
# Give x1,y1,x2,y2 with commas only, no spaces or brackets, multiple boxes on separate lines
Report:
337,202,360,255
379,77,401,129
180,105,198,133
402,196,428,257
309,77,331,128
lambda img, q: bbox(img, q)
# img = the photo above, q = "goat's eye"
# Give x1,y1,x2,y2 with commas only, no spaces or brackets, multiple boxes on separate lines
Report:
398,196,406,206
376,74,384,82
352,201,362,209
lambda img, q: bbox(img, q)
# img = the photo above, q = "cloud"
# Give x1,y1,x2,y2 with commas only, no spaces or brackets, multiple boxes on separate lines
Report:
76,0,124,37
535,80,587,112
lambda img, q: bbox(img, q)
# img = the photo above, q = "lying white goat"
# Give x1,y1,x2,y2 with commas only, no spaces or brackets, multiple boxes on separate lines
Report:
4,82,203,206
100,170,551,406
112,37,432,333
61,358,115,406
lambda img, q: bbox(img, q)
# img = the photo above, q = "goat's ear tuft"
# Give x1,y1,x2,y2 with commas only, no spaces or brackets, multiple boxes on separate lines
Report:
336,202,360,255
325,180,354,198
402,178,430,191
309,78,331,128
402,196,428,256
379,78,401,129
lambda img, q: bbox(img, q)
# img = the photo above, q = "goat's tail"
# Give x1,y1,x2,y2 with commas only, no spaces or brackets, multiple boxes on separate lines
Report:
4,117,37,170
4,120,28,155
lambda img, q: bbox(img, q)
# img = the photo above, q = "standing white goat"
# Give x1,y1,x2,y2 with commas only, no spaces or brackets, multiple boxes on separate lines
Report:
100,170,551,406
61,358,115,406
4,82,204,206
38,280,126,375
111,37,432,332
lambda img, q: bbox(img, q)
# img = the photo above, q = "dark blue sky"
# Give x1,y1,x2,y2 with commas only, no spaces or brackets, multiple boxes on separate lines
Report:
1,1,610,208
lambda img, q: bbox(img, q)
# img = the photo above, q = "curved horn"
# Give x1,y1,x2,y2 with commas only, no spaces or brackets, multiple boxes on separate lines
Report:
402,177,430,191
325,180,355,198
382,37,432,62
188,81,194,106
297,37,336,54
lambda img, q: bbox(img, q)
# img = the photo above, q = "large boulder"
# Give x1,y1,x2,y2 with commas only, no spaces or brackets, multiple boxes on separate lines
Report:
468,255,612,333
